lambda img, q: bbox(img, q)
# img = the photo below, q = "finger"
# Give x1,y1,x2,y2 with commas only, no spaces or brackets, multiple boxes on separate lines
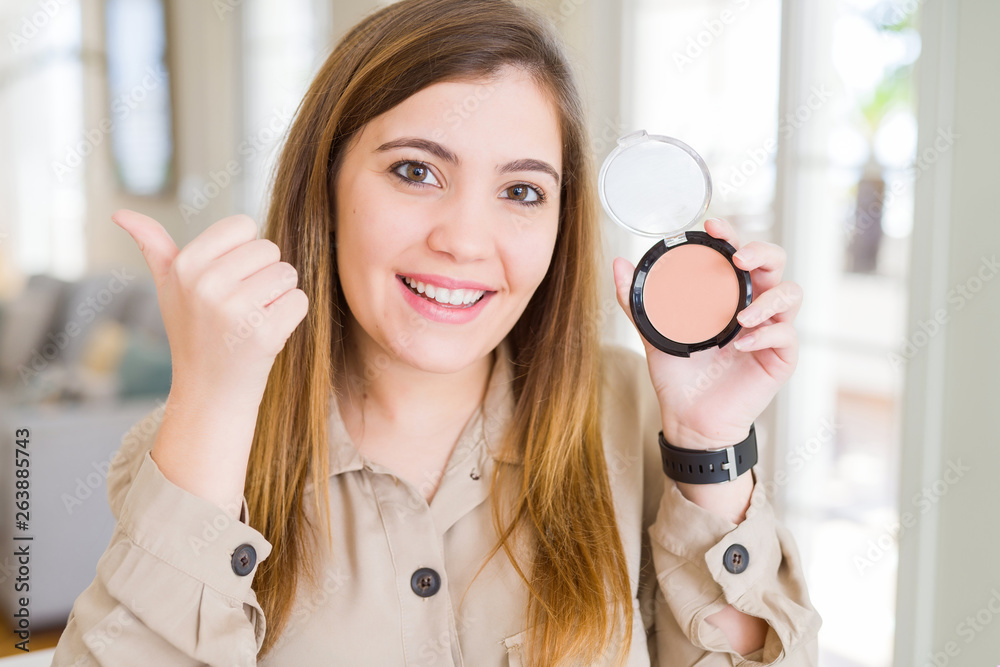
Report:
197,241,286,304
214,238,283,283
111,209,180,287
181,214,261,270
704,217,741,250
232,261,300,310
733,321,798,365
734,240,787,297
612,256,639,330
248,288,310,358
732,240,786,274
736,281,803,326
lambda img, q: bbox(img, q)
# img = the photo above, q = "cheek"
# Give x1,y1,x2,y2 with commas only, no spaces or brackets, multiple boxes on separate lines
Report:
503,221,559,294
338,192,425,271
335,198,391,310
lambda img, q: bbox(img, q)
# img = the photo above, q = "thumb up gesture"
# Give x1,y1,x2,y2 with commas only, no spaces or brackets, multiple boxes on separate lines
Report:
112,210,309,409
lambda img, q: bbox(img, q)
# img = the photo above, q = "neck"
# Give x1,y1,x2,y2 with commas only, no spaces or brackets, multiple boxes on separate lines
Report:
337,318,495,437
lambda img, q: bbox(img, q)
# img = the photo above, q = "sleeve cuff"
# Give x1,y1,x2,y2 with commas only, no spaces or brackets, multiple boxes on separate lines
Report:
650,468,783,601
649,467,821,662
116,450,273,601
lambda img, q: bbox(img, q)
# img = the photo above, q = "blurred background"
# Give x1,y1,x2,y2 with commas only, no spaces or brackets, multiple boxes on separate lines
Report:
0,0,997,665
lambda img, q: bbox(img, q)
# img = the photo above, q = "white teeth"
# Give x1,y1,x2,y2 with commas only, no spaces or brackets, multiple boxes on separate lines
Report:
402,276,485,306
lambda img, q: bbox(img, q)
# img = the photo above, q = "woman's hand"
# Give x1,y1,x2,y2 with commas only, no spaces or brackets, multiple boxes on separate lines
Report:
112,209,309,406
111,209,309,515
612,217,803,450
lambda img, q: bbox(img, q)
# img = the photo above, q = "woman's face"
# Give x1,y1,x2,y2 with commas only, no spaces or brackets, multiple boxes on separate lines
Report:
334,65,563,374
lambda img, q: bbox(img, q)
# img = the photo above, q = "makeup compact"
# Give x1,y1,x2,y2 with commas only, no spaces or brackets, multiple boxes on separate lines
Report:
598,130,752,357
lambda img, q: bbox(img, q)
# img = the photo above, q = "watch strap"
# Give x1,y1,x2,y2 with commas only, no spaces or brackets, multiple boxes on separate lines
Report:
658,423,757,484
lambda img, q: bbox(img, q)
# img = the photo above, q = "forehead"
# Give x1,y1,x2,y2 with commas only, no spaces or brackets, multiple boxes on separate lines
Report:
355,68,563,170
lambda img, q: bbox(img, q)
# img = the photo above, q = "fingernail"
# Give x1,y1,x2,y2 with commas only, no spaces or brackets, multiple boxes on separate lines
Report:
734,334,755,350
734,249,754,264
737,308,758,326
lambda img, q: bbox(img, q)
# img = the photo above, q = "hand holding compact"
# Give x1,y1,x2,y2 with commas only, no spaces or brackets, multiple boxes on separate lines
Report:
600,132,802,450
613,218,802,450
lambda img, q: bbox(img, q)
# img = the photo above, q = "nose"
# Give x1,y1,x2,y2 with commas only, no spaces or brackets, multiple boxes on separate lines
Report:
425,185,495,263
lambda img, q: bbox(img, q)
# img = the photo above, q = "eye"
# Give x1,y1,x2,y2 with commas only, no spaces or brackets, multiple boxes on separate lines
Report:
500,183,547,207
390,160,441,188
388,159,548,208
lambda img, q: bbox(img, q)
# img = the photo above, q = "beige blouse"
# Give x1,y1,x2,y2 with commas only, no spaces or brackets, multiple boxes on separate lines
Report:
52,338,821,666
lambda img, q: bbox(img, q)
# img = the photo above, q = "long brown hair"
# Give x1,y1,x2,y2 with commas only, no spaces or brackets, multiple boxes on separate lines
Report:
245,1,633,664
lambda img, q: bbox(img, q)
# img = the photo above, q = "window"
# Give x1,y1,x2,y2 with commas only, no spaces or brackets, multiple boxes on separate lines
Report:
104,0,174,196
773,2,919,665
239,0,333,221
623,0,919,664
0,0,86,283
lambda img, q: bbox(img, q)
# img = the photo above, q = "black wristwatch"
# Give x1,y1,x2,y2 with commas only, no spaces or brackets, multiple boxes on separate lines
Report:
658,424,757,484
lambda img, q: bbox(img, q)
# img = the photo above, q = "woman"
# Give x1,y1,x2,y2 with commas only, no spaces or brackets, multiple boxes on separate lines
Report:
54,0,820,665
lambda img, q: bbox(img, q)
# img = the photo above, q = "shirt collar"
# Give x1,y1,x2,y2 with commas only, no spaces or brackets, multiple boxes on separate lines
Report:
327,337,522,478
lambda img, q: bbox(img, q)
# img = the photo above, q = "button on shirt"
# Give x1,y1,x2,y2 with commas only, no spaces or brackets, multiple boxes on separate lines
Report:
52,339,822,666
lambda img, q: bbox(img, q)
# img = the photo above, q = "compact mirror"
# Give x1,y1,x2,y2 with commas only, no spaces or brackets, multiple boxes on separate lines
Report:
598,131,712,238
598,130,752,357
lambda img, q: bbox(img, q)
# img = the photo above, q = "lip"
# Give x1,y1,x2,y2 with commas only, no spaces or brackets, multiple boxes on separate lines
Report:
397,272,497,292
396,275,494,324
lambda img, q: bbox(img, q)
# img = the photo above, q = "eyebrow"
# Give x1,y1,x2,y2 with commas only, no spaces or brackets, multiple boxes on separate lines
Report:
374,136,562,188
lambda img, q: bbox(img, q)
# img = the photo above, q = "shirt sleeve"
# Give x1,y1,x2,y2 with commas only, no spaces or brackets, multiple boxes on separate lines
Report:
51,408,273,667
647,453,823,666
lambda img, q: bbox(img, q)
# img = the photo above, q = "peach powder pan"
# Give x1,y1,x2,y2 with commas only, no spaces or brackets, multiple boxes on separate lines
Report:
598,130,752,357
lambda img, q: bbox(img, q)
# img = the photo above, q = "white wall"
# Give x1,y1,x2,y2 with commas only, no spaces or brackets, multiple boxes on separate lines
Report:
896,0,1000,664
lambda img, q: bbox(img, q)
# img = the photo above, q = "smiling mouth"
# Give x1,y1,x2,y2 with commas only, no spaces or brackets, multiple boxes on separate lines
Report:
397,274,490,308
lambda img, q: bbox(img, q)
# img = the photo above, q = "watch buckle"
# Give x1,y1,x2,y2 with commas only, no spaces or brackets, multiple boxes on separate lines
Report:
709,445,738,482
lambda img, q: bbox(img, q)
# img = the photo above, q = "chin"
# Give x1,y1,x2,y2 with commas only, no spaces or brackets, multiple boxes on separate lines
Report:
385,334,482,375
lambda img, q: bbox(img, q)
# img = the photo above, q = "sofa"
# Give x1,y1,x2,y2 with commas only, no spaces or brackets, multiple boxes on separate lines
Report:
0,270,171,629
